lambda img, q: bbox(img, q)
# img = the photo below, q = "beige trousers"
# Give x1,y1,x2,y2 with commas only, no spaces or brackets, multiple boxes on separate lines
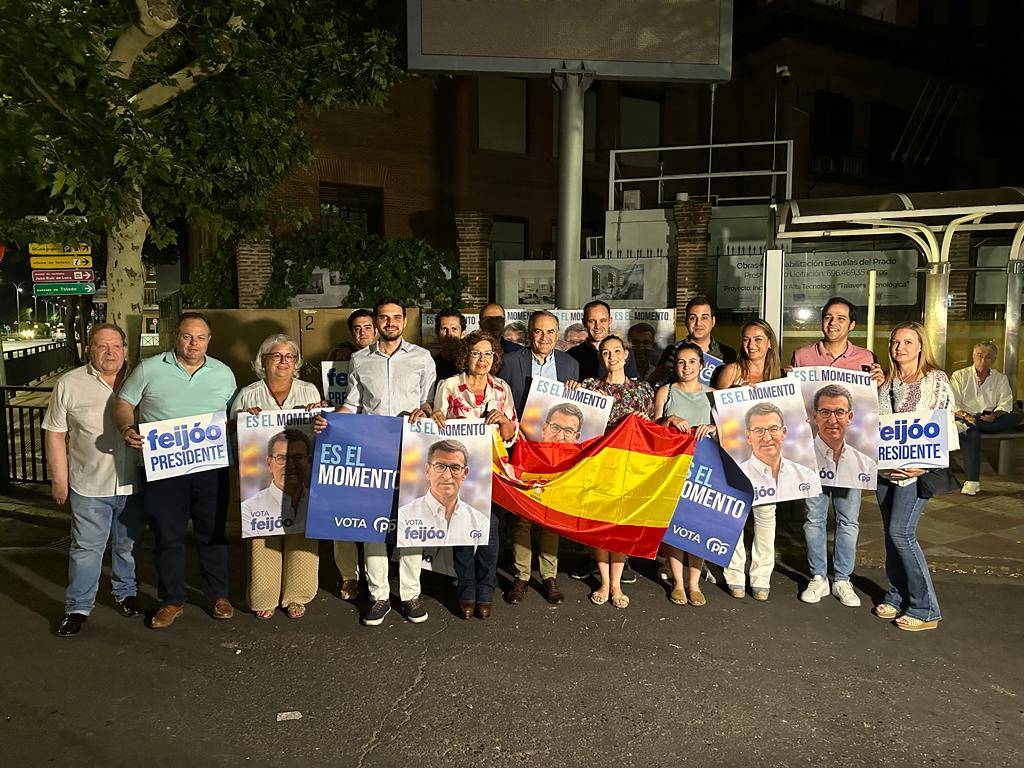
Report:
248,534,320,611
511,516,559,581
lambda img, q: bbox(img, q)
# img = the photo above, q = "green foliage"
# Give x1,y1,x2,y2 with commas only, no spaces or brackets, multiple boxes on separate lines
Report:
260,226,466,310
0,1,407,247
179,238,238,309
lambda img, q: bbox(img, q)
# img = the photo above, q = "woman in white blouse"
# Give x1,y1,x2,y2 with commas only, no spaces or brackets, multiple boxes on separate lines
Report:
431,331,518,620
231,334,323,620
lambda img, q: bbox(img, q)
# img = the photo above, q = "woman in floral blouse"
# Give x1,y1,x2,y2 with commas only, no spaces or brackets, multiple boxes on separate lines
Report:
572,335,655,609
431,331,518,620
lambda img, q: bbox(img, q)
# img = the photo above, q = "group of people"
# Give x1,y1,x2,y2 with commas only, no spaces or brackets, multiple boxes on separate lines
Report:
44,293,1019,637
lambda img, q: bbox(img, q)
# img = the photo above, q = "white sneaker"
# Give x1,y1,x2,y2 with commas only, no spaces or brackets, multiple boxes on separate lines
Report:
800,575,829,604
832,580,861,607
961,481,980,496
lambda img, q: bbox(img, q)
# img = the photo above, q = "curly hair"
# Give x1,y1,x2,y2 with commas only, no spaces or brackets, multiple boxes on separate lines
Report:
454,331,503,374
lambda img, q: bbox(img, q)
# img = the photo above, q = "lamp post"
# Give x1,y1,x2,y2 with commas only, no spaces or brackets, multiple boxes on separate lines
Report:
13,282,24,329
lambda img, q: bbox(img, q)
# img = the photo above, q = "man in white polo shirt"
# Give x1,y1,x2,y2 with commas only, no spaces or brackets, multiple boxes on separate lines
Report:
43,324,142,637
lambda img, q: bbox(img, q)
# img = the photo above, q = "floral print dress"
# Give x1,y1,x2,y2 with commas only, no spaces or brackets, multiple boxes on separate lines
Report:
579,377,656,430
432,373,519,445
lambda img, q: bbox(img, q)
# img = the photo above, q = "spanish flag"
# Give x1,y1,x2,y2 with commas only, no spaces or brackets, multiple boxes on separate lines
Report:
493,414,695,558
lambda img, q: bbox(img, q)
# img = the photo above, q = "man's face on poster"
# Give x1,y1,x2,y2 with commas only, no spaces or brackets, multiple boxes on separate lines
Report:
426,448,468,498
541,410,582,443
746,413,786,464
267,437,310,492
813,394,853,444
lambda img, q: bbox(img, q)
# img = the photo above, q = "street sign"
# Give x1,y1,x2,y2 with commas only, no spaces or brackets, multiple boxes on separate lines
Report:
29,242,92,255
29,255,93,269
32,282,96,296
32,269,95,283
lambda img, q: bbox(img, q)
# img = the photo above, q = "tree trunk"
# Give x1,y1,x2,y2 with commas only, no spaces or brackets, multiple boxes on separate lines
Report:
106,196,149,363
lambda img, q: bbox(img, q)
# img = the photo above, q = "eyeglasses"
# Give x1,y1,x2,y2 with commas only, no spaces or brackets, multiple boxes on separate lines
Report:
265,352,298,363
748,426,783,437
428,462,467,476
543,423,578,437
270,453,309,465
815,408,850,420
468,350,495,359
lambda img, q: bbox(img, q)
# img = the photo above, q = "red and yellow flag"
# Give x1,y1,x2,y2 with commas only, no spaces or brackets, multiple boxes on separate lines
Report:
492,414,695,558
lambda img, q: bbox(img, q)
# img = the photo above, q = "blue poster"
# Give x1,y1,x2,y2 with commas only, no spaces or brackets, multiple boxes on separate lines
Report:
698,353,725,386
305,413,402,542
662,438,754,567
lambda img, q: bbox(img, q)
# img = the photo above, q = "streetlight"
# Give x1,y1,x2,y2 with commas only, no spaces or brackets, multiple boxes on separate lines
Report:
13,282,24,328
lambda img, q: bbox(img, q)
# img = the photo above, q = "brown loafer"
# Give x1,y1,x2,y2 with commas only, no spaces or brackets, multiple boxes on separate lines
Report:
150,604,183,629
475,603,492,620
211,597,234,620
542,577,564,605
459,601,475,620
338,579,359,601
505,578,529,605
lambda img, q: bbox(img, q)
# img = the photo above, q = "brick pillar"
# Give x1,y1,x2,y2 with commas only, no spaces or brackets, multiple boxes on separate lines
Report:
947,232,970,321
236,239,273,309
455,210,492,308
672,200,713,326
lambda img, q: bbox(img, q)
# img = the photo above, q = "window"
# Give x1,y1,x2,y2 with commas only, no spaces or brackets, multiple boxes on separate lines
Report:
811,92,856,175
618,94,662,167
319,184,383,235
478,76,527,153
867,102,907,177
491,218,527,260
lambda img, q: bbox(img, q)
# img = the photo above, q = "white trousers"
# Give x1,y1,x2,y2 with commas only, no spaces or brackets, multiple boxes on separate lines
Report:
723,504,777,591
364,542,422,601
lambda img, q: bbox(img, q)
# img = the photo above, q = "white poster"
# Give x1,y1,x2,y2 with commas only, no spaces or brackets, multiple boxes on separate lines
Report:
520,376,613,443
876,409,950,470
140,411,230,481
321,361,351,408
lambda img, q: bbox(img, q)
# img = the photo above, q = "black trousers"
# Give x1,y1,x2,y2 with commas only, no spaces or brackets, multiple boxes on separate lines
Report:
143,469,229,606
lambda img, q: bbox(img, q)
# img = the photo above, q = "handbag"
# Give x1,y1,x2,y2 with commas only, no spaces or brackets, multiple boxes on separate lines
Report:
916,467,960,498
887,384,959,499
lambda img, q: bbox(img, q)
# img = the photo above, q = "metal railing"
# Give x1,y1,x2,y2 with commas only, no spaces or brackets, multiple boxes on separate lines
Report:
2,342,74,385
608,139,794,211
0,385,52,492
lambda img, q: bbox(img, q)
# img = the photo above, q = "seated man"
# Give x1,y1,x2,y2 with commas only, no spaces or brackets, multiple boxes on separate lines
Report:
950,341,1021,495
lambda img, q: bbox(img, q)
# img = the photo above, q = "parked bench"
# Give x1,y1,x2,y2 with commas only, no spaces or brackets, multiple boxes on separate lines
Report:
979,430,1024,475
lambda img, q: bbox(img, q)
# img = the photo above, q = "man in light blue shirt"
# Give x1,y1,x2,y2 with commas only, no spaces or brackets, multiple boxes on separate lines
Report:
115,312,237,629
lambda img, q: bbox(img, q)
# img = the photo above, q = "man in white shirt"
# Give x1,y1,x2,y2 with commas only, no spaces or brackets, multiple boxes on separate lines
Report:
240,429,312,536
398,440,488,545
43,324,142,637
738,402,821,503
951,341,1021,494
810,385,877,490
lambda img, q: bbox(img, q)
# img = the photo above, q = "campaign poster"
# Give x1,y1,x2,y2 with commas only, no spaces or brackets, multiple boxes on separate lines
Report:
698,353,725,387
305,413,402,542
140,411,230,481
502,308,676,358
876,409,950,470
396,418,493,547
237,409,321,538
663,438,754,567
712,380,822,503
321,361,351,408
520,376,613,443
788,366,879,490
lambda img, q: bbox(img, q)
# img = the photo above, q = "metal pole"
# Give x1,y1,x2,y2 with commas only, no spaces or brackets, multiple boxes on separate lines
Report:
1003,221,1024,399
552,67,591,309
14,284,22,328
923,261,950,367
707,83,716,201
760,248,785,344
866,270,877,356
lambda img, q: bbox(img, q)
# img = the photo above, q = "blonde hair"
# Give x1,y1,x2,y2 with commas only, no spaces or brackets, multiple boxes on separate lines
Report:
885,321,940,384
738,319,782,382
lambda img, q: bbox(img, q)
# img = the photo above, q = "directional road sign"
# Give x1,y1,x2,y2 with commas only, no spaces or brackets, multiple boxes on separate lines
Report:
32,282,97,296
29,255,93,269
29,242,92,255
32,269,95,283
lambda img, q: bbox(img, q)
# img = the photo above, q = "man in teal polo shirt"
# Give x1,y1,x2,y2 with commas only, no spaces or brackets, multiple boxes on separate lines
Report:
115,312,237,629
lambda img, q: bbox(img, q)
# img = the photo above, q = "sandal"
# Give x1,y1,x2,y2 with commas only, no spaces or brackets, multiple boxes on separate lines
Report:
254,609,274,620
590,589,609,606
687,589,707,607
285,603,306,619
895,615,938,632
669,588,688,606
610,593,630,609
873,603,899,619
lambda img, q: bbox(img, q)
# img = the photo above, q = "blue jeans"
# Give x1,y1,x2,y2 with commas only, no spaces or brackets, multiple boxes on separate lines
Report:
65,491,144,615
876,478,941,621
453,510,499,603
960,413,1021,480
803,487,861,582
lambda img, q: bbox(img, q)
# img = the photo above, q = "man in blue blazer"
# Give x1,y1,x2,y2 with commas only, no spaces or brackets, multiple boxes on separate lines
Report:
497,310,579,606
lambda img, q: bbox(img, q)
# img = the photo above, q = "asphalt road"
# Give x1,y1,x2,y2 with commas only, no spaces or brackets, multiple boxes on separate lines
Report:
0,521,1021,768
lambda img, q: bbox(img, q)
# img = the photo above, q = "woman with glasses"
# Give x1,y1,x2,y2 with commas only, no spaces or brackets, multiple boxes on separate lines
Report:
714,319,783,601
653,342,716,607
875,322,956,632
431,331,518,620
231,333,324,620
572,335,655,609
